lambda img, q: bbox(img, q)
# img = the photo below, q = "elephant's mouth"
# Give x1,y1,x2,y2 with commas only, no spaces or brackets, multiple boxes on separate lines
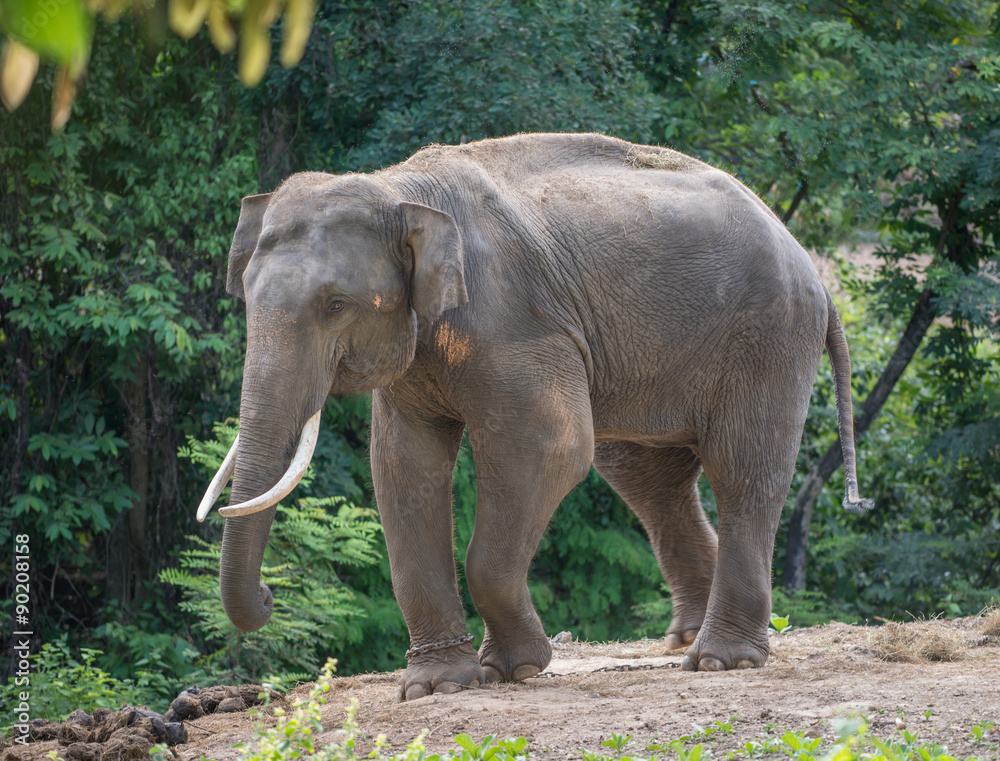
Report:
196,409,322,522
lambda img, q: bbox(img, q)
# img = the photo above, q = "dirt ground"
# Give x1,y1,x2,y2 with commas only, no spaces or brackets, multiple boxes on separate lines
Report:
4,620,998,761
136,619,1000,759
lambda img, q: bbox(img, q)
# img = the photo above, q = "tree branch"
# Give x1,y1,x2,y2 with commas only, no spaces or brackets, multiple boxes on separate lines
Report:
782,179,810,224
711,46,809,224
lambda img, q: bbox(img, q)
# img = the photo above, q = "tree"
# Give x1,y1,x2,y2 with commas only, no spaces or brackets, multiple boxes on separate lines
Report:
245,0,663,180
768,2,1000,590
1,27,257,626
635,0,1000,593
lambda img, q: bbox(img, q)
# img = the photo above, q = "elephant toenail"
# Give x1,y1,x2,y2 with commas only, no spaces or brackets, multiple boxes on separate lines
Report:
513,664,540,681
699,657,725,671
434,681,461,694
681,655,697,671
666,634,685,650
736,659,755,669
482,665,503,683
405,684,430,700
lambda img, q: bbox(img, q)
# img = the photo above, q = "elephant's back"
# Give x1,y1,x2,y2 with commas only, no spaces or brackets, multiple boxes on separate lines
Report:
395,133,710,188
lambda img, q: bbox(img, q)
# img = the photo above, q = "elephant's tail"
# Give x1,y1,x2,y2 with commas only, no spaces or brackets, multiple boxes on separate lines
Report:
825,289,875,515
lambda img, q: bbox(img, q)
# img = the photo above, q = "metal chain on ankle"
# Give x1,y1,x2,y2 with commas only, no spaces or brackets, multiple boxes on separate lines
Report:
405,633,475,660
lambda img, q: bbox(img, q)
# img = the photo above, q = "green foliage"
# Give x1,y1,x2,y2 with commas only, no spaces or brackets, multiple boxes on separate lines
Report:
252,0,662,173
89,620,200,707
0,0,318,123
631,586,674,640
162,499,382,684
966,721,996,747
0,18,257,618
4,0,1000,681
787,277,1000,621
447,735,530,761
0,639,155,730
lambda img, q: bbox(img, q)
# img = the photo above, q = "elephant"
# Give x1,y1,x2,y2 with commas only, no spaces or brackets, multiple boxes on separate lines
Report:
197,132,873,700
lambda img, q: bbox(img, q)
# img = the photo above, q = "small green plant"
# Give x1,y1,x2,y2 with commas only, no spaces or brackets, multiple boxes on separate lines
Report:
674,744,709,761
1,639,152,731
732,738,782,757
688,719,736,741
640,740,706,761
967,719,996,745
711,719,735,736
601,733,634,757
769,614,792,634
779,729,823,758
449,734,529,761
229,658,400,761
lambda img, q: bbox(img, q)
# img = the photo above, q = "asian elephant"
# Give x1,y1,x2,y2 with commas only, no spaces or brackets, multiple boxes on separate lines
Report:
197,133,872,700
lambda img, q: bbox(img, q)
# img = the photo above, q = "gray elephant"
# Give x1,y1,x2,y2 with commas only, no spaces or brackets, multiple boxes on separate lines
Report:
197,133,872,699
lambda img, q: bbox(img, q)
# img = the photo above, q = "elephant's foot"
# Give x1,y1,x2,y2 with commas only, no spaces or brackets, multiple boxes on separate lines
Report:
664,595,709,650
397,642,484,701
680,624,769,671
479,629,553,683
666,627,700,650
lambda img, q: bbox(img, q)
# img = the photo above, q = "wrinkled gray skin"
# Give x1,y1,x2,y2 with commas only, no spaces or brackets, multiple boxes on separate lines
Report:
220,133,866,700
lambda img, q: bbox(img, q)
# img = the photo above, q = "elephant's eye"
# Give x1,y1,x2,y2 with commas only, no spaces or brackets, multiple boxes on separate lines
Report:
328,300,345,314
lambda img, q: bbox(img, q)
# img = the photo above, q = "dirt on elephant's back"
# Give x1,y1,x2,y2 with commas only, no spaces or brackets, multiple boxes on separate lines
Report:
7,619,1000,761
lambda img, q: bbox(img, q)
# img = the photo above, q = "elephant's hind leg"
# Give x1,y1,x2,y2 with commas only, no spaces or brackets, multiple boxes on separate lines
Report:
594,443,717,650
682,387,812,671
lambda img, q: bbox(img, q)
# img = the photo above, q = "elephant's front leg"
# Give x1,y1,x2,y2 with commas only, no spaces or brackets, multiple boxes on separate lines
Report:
465,373,595,683
370,391,479,700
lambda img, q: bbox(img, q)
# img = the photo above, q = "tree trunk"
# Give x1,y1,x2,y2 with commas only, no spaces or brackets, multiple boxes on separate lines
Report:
783,288,937,591
126,352,150,601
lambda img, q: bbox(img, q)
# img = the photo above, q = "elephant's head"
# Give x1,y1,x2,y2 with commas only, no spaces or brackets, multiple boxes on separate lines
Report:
197,173,466,632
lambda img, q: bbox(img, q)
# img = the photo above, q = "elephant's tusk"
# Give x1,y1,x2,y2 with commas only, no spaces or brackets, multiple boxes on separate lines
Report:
218,409,322,518
196,434,240,523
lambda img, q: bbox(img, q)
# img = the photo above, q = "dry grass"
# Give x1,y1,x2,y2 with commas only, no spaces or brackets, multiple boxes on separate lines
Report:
867,620,969,663
625,146,692,171
981,603,1000,639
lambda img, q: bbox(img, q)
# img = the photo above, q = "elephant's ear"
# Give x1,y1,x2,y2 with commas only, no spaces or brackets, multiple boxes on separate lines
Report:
400,202,467,341
226,193,273,300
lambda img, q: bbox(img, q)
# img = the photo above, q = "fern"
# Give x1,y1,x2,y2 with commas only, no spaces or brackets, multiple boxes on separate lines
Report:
162,500,383,684
167,423,385,684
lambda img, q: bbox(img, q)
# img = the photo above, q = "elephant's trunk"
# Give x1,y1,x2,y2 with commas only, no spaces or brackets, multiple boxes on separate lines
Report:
220,506,276,632
217,365,325,632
